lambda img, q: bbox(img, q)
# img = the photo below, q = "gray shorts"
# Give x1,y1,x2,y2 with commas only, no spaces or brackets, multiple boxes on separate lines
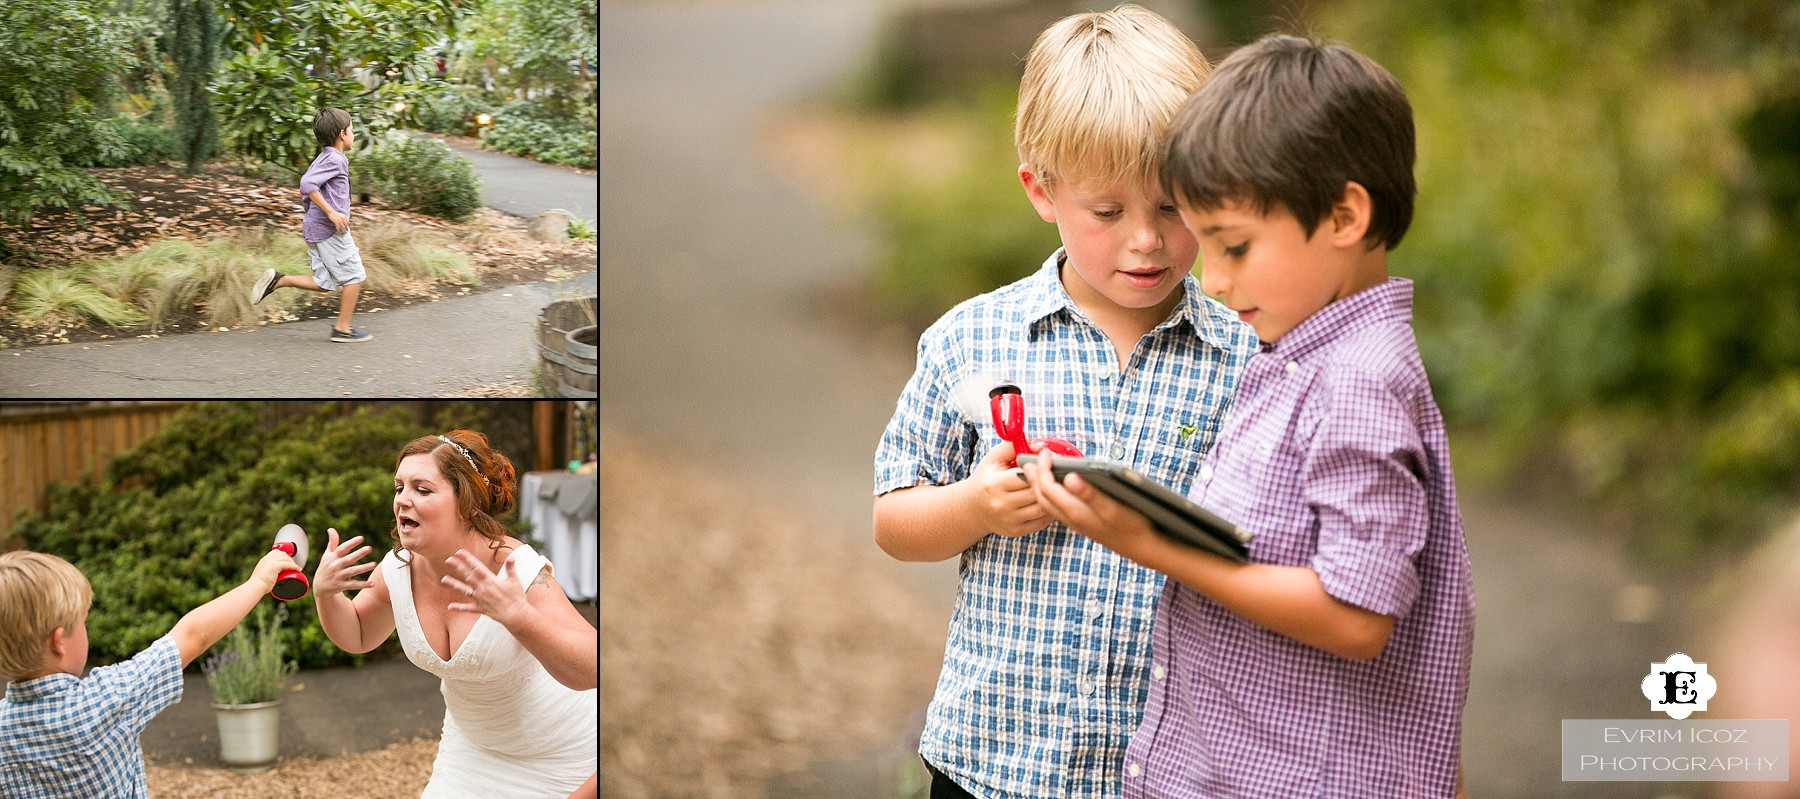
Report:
305,231,367,291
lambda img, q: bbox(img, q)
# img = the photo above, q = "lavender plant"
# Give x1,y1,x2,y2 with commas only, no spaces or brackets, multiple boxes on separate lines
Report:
203,608,297,705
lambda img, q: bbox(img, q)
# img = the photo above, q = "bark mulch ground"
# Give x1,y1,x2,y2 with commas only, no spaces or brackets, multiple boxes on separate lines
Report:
147,739,436,799
0,161,596,349
600,425,947,799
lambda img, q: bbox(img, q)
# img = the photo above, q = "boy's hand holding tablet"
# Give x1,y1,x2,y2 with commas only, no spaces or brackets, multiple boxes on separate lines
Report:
1020,453,1251,563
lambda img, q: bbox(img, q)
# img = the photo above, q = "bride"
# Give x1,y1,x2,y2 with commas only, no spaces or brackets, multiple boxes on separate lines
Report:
312,430,597,798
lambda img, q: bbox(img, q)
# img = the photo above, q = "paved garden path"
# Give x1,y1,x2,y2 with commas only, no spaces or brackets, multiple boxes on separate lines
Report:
433,135,596,222
601,2,1707,797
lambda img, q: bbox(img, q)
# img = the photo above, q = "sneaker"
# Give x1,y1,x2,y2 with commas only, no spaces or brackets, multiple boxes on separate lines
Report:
330,327,372,343
251,268,280,305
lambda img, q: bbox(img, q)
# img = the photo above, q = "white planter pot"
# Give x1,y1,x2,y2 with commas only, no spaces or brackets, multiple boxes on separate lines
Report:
211,698,283,773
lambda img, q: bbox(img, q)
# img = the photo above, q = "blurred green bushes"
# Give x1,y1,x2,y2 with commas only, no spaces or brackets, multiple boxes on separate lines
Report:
11,402,530,669
1318,0,1800,559
864,84,1061,330
857,0,1800,558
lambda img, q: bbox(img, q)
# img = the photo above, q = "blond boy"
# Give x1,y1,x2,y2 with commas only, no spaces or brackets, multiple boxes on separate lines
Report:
0,549,297,798
871,6,1255,797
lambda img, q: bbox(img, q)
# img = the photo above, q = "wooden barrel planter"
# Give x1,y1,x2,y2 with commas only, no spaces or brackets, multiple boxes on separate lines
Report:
560,325,597,397
537,296,595,395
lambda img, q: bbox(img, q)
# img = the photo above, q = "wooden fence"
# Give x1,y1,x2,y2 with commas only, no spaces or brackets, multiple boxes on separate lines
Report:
0,403,190,548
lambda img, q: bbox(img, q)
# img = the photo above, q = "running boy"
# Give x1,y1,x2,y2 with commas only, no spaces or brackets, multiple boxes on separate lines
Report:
0,548,299,797
872,6,1255,798
251,106,372,342
1027,33,1475,798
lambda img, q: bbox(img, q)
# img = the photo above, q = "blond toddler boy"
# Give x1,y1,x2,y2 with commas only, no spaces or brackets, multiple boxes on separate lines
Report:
872,6,1255,797
0,549,297,798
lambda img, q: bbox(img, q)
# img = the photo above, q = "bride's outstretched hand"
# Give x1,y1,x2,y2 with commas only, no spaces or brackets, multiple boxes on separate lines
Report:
443,549,529,627
313,527,376,598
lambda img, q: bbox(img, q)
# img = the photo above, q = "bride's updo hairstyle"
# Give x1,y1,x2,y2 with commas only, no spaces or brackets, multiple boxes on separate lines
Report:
393,429,520,560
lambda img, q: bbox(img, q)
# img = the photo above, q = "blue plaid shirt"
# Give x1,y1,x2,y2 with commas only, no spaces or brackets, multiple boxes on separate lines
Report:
0,636,184,799
875,249,1255,799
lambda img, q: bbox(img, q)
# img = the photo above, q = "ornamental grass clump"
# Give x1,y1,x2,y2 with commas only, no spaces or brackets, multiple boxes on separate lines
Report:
203,610,297,706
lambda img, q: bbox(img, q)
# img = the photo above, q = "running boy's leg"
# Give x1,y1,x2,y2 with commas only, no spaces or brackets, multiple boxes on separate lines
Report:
251,270,327,304
334,281,362,333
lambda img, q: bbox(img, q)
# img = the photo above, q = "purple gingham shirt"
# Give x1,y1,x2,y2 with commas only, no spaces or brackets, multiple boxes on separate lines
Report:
1124,277,1474,799
298,146,350,243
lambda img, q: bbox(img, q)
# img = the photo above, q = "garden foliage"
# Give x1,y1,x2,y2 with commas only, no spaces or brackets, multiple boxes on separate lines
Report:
9,403,529,669
209,0,471,177
867,85,1060,331
0,0,135,229
203,607,297,704
451,0,594,119
475,100,595,170
1316,0,1800,559
352,131,485,222
166,0,224,174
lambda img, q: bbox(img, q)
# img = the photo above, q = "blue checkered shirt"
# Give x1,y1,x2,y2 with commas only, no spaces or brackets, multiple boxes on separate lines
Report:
875,249,1255,799
0,636,184,799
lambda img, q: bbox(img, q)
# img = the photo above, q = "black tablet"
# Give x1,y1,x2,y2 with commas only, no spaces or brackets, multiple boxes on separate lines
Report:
1020,455,1253,562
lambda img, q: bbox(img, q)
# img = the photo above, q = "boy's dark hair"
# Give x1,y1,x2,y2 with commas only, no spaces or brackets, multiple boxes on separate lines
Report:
1161,34,1415,250
313,107,352,149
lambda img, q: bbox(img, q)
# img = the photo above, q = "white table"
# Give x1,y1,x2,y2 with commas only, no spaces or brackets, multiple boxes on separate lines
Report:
520,470,597,602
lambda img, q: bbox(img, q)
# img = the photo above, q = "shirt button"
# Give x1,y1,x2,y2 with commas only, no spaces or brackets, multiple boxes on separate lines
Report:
1199,464,1213,481
1127,763,1143,778
1086,599,1103,619
1152,665,1166,680
1285,360,1299,374
1080,678,1096,696
1111,443,1125,459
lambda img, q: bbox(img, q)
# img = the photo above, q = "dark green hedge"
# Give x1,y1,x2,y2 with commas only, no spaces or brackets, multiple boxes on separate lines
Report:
11,402,529,669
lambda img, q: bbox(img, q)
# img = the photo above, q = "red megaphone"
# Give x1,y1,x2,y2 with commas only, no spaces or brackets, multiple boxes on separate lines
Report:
270,524,310,601
989,382,1083,467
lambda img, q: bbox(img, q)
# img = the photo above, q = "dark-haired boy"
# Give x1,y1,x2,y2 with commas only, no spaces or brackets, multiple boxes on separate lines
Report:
1027,33,1473,798
251,106,371,342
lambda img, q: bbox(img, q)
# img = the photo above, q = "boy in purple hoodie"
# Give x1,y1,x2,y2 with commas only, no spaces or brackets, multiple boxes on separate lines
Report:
250,107,371,342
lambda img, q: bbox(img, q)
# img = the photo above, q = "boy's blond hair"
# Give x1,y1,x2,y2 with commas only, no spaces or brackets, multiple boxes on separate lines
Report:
1014,3,1209,189
0,552,92,680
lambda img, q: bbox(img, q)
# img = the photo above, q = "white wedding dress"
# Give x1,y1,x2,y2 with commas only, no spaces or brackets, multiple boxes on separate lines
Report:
383,545,596,798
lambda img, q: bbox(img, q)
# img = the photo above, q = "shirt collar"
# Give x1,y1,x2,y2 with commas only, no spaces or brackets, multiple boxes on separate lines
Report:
1263,276,1414,361
3,672,75,703
1018,247,1248,351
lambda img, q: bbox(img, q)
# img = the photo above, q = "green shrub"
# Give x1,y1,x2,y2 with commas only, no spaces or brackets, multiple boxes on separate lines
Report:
866,85,1062,332
353,131,485,222
1311,1,1800,558
411,85,495,137
477,100,594,169
9,403,532,669
72,113,178,168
